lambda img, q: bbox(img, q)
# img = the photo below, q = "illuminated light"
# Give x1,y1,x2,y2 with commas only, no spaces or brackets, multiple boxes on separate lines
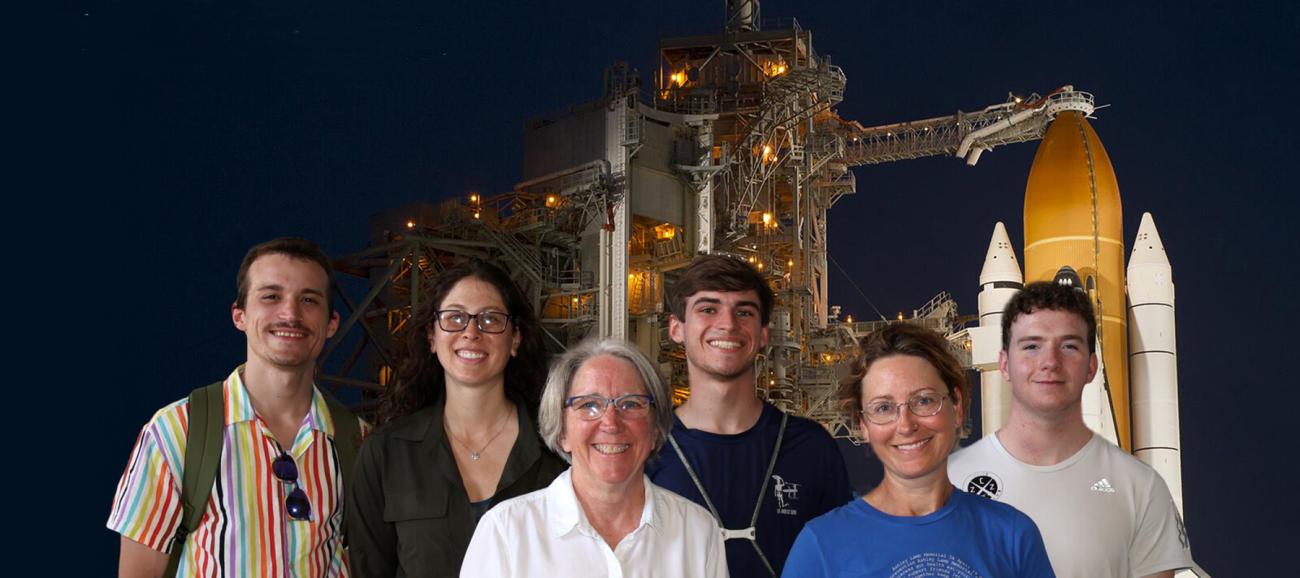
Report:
756,262,764,270
786,259,793,268
748,256,756,263
846,315,854,323
654,223,677,239
669,70,688,87
545,194,558,208
469,193,479,203
761,212,772,225
472,211,481,219
897,312,904,320
572,297,579,304
769,380,775,385
406,220,415,229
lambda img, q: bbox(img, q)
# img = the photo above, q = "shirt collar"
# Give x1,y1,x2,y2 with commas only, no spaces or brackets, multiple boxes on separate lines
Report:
545,469,659,538
223,366,331,436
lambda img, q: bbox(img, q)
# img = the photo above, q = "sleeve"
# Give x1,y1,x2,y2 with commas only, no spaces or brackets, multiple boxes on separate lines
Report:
780,526,827,578
106,414,185,553
460,508,512,578
1129,473,1194,576
1015,515,1056,578
347,435,398,578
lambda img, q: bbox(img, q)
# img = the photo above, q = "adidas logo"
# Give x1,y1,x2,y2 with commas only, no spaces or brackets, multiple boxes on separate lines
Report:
1090,478,1116,493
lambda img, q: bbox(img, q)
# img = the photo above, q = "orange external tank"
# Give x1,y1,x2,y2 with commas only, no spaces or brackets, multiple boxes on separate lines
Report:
1023,111,1130,451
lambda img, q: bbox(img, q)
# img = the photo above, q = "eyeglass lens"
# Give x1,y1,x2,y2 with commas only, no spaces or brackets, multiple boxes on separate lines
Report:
437,310,510,333
272,452,312,521
567,395,653,420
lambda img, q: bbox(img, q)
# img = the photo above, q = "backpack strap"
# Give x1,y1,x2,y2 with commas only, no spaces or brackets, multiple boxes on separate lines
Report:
167,381,225,578
321,391,360,498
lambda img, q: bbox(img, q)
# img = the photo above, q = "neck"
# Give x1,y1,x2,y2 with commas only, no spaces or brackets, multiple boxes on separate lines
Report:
443,379,512,430
241,359,317,425
998,405,1093,466
865,472,953,517
675,369,764,434
570,469,646,549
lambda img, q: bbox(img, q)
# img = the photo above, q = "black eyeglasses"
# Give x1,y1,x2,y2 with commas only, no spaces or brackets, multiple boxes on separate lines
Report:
272,452,312,521
435,310,514,334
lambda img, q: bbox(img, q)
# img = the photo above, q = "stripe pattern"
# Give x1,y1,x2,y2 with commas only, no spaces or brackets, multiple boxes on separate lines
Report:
108,369,355,577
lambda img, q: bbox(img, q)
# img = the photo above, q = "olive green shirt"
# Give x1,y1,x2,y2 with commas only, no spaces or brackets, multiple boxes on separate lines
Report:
347,397,566,578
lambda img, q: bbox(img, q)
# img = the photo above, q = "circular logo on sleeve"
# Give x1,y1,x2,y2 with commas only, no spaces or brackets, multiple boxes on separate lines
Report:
964,472,1003,499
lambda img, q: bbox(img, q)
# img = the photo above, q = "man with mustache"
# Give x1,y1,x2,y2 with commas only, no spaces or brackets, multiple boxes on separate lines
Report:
647,254,851,577
108,238,362,578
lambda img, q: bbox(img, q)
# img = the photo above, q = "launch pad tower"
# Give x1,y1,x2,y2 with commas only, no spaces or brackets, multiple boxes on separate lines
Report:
324,0,1092,442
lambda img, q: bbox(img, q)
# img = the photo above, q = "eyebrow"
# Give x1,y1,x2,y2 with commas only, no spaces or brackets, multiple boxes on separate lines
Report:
691,297,760,310
256,284,327,297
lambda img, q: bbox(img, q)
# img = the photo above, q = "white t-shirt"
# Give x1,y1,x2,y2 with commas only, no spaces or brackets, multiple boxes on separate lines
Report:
948,433,1193,578
460,469,727,578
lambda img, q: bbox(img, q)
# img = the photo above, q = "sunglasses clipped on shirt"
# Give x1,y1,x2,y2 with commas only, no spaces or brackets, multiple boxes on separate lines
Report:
272,452,312,521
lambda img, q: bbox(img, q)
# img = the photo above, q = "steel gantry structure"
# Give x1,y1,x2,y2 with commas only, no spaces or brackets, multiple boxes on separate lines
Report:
322,0,1097,441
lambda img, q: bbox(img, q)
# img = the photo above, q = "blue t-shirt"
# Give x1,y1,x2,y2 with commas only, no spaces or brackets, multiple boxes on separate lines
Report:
647,403,852,577
782,489,1055,578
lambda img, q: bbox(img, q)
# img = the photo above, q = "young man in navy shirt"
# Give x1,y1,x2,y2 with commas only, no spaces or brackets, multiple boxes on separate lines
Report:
647,254,851,577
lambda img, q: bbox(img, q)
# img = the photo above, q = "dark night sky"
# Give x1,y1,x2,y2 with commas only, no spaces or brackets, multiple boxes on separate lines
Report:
69,0,1297,574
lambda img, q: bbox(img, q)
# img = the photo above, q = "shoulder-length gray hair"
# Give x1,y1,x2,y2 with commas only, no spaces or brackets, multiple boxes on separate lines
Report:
537,338,674,463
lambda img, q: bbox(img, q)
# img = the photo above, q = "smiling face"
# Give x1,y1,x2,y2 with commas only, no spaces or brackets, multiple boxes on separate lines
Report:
232,253,339,371
427,277,521,392
560,354,655,494
1000,308,1099,419
859,354,962,485
668,289,770,384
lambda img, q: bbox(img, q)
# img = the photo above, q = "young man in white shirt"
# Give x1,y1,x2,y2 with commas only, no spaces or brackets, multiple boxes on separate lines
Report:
948,281,1194,578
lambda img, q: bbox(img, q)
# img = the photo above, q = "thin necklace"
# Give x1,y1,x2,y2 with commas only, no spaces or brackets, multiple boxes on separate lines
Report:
446,406,513,461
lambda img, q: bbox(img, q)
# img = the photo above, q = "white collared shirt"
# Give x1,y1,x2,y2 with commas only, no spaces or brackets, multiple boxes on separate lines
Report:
461,469,728,578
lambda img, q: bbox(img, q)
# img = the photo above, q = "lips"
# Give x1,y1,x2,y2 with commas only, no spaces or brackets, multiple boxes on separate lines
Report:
892,437,933,452
592,443,630,454
707,339,742,350
456,350,486,360
269,325,308,339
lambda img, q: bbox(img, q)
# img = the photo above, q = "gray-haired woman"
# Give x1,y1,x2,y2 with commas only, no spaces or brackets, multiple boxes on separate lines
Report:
460,338,727,578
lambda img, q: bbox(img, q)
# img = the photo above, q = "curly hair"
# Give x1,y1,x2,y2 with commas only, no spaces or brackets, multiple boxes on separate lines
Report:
376,259,547,425
836,323,967,424
1000,281,1096,352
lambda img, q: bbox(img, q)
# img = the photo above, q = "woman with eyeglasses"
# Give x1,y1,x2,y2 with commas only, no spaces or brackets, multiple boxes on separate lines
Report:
459,338,727,577
348,259,567,577
782,324,1055,577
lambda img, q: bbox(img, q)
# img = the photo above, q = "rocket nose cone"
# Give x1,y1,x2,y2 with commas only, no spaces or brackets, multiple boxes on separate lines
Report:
980,221,1023,285
1128,212,1170,269
1023,111,1122,245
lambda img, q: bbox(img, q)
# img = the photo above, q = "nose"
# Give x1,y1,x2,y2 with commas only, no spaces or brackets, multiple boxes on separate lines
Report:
461,317,482,339
279,298,303,321
1039,347,1062,369
895,403,919,433
597,403,625,431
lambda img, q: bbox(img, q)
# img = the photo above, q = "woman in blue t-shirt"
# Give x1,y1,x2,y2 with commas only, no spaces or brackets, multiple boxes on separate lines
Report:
783,324,1054,577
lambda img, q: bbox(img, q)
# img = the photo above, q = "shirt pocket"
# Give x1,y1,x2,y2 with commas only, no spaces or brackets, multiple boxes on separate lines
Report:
383,490,461,576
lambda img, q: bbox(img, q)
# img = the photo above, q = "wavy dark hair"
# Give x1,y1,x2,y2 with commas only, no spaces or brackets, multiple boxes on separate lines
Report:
1001,281,1097,353
376,259,547,425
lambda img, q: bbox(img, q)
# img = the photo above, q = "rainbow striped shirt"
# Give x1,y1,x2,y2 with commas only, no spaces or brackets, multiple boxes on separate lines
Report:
108,368,365,578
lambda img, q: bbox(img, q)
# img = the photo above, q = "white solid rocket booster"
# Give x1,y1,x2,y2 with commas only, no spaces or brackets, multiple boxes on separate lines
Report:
975,222,1023,435
1127,212,1184,515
